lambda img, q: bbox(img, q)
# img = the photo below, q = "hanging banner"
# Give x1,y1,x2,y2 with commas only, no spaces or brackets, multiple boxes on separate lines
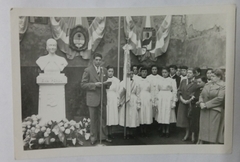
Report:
124,15,172,62
19,16,29,42
50,17,106,59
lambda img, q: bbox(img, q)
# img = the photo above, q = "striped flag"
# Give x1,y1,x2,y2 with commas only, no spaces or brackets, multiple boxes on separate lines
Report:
50,17,106,59
19,16,29,42
122,44,132,103
150,15,172,58
124,16,142,56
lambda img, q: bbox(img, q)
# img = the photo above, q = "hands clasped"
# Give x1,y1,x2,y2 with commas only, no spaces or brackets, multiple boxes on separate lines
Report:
180,96,194,104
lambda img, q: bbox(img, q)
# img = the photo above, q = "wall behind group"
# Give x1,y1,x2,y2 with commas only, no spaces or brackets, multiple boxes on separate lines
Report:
20,15,226,120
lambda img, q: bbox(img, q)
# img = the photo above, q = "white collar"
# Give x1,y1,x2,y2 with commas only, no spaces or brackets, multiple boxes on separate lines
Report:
170,74,176,78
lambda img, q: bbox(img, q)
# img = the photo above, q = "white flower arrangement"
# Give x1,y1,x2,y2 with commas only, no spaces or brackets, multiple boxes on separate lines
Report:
22,115,91,150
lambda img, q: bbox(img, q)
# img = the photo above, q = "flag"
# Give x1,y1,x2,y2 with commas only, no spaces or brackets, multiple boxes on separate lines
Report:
150,15,172,58
122,44,131,103
19,16,29,42
124,16,143,56
49,17,106,59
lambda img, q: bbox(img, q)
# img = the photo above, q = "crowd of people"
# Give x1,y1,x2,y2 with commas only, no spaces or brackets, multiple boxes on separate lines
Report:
81,53,225,145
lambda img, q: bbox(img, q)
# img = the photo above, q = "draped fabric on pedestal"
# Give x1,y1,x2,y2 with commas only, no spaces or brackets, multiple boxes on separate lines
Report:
123,15,172,61
49,17,106,59
19,16,29,42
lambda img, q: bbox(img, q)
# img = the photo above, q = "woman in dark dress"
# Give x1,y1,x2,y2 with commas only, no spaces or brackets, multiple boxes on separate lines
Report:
189,76,207,143
198,69,225,144
177,68,200,141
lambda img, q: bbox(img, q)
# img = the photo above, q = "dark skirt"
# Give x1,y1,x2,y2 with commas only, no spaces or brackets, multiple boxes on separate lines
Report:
176,102,190,128
199,109,221,143
189,104,201,133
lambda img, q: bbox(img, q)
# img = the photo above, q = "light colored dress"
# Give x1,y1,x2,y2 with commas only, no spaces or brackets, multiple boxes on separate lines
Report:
138,77,153,125
106,76,120,126
155,77,177,124
118,79,140,127
146,74,163,118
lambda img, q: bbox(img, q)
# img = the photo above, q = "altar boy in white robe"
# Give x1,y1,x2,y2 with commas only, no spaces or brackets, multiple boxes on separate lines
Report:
106,66,120,139
131,65,141,83
118,71,140,139
155,67,177,138
138,67,152,137
146,65,163,119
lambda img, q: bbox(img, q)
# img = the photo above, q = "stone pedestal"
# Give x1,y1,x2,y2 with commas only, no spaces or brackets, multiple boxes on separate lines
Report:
37,73,67,125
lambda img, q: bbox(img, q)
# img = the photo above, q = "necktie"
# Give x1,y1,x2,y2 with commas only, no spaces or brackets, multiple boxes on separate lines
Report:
97,67,100,76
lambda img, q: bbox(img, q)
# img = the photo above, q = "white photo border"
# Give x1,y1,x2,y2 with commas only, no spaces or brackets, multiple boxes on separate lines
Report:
11,5,236,160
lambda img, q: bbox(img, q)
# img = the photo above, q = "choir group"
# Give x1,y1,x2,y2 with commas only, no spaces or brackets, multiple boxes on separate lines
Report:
105,64,225,144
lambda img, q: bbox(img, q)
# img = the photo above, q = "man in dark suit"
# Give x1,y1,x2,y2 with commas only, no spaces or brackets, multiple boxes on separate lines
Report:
81,53,112,145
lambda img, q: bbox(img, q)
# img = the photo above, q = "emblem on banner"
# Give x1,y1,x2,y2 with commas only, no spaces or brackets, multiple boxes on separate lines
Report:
69,25,89,52
141,27,156,54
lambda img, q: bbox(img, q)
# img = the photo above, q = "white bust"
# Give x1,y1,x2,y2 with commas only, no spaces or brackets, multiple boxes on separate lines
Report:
36,38,68,74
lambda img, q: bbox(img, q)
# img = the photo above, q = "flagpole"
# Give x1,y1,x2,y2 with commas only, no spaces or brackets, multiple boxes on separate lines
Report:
124,74,127,140
117,16,121,79
123,41,129,140
96,67,105,147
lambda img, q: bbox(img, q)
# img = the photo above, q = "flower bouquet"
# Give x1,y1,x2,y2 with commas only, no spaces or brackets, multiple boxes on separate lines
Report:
22,115,91,150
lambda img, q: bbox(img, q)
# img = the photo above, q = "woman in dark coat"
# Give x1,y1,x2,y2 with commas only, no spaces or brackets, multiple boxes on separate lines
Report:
198,69,225,144
189,76,207,143
177,68,200,141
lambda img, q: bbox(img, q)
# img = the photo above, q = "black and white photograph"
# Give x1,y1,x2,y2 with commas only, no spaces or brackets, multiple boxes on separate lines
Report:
11,5,235,159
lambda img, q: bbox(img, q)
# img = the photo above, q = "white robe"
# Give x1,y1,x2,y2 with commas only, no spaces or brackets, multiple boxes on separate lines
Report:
138,77,153,125
106,77,120,126
118,79,140,127
146,74,163,118
155,77,177,124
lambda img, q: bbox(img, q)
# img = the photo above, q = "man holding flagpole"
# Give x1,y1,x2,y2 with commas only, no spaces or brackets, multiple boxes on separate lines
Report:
81,53,112,145
118,43,139,139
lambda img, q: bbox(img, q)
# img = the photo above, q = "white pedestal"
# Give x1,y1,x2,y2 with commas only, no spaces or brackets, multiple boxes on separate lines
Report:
37,73,67,125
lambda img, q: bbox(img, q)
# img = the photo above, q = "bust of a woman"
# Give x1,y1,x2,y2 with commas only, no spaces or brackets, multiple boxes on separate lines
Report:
36,38,68,74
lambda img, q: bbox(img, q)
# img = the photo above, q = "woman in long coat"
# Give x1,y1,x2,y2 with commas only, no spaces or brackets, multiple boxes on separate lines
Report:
198,69,225,144
177,68,200,141
189,76,207,143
